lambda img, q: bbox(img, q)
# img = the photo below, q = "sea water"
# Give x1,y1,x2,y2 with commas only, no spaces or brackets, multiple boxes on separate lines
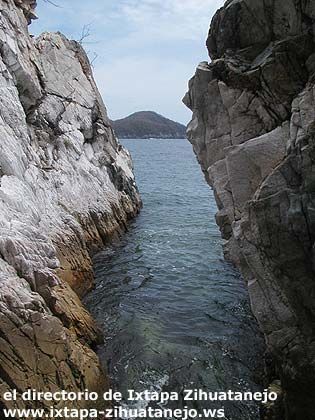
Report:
84,139,265,419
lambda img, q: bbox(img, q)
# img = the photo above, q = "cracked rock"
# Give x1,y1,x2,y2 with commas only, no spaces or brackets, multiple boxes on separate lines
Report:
0,0,141,412
184,1,315,418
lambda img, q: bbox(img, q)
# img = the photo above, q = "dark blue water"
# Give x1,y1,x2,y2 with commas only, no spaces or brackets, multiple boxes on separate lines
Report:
85,139,265,419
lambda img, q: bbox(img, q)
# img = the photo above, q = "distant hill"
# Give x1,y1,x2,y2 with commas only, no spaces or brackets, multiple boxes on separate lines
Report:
111,111,187,139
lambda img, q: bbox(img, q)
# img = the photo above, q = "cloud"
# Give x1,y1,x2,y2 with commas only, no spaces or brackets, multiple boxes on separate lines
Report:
117,0,224,41
94,56,194,123
34,0,225,123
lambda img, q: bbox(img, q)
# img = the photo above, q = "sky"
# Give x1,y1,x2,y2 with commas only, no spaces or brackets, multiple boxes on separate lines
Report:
32,0,224,124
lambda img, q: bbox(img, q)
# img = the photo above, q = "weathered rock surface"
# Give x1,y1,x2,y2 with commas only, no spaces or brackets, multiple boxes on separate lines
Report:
0,0,141,412
184,1,315,419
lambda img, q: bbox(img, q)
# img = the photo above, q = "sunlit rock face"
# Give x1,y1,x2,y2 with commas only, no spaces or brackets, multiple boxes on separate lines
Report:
184,0,315,418
0,0,141,411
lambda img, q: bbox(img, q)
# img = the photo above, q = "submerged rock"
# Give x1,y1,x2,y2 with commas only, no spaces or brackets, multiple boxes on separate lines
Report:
0,0,141,412
184,0,315,418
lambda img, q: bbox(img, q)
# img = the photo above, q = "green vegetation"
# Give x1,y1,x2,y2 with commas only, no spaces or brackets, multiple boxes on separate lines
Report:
112,111,187,139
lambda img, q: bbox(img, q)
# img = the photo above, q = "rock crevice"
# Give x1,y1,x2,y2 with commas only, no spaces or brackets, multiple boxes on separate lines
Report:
184,1,315,418
0,0,141,411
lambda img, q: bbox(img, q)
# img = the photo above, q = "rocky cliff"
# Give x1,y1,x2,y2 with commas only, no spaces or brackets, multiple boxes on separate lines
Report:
184,1,315,419
0,0,141,412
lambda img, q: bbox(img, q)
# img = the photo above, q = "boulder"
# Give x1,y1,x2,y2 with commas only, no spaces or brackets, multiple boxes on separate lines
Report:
185,0,315,418
0,0,141,411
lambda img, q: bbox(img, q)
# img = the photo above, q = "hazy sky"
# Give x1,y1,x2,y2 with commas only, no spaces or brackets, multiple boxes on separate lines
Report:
32,0,224,124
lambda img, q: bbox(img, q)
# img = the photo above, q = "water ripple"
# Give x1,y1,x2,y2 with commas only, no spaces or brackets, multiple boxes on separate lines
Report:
85,139,265,420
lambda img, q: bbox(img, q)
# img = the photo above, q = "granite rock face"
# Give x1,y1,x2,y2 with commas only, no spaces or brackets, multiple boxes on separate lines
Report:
0,0,141,412
184,1,315,418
